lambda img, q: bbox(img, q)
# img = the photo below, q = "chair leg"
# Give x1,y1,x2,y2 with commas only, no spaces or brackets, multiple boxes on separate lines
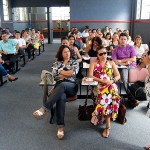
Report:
15,60,20,73
39,47,41,55
0,75,7,86
43,44,44,51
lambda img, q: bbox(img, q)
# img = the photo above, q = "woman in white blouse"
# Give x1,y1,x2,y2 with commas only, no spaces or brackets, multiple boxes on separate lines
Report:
134,35,149,61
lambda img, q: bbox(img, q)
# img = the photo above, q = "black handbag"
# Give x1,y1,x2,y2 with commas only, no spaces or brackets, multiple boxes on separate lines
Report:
78,104,95,121
78,89,96,121
116,98,127,124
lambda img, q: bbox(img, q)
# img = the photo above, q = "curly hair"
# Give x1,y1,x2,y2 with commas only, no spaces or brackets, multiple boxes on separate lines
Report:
56,45,72,61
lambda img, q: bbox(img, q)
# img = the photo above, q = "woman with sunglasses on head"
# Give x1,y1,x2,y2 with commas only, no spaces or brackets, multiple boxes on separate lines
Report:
89,45,121,138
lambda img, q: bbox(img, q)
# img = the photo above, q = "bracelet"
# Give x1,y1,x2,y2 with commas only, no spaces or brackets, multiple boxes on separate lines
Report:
113,77,117,83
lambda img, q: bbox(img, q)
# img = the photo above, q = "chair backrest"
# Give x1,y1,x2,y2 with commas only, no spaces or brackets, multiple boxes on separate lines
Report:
128,68,149,83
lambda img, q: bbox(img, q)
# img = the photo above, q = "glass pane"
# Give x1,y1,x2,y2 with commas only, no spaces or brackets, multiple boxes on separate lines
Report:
141,0,150,19
52,7,70,20
136,0,141,19
2,0,7,5
4,15,9,21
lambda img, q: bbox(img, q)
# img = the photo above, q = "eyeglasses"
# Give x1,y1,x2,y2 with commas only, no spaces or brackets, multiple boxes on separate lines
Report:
98,52,107,56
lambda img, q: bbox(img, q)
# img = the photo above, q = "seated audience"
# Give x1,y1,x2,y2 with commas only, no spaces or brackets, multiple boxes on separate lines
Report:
86,36,102,57
134,35,149,64
14,31,26,64
105,32,112,48
82,26,89,43
103,26,110,38
68,35,82,62
142,51,150,150
30,28,40,52
5,27,13,38
0,32,19,73
37,30,45,43
141,51,150,117
21,30,34,61
33,45,79,140
89,46,121,138
111,32,140,107
109,28,113,37
109,32,119,53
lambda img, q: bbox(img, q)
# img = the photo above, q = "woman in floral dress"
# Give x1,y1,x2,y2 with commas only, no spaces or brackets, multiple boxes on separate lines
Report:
89,45,121,138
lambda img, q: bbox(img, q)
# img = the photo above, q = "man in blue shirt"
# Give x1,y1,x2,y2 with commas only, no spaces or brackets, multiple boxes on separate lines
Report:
0,32,19,72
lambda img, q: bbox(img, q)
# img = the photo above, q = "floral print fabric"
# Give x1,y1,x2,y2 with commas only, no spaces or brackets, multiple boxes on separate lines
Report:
145,75,150,117
93,61,121,121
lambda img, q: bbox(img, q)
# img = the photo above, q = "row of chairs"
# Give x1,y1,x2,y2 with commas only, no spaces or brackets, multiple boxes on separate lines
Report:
0,42,45,86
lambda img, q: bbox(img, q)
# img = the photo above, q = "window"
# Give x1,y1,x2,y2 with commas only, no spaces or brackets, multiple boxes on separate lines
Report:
141,0,150,19
13,8,28,21
136,0,150,19
52,7,70,20
3,0,10,21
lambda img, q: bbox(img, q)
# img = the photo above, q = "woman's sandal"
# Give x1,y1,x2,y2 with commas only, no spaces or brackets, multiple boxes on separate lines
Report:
91,112,98,125
57,130,64,140
102,127,111,138
33,110,45,120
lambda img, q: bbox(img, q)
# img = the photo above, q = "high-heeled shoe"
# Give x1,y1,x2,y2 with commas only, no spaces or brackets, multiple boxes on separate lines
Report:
8,77,18,82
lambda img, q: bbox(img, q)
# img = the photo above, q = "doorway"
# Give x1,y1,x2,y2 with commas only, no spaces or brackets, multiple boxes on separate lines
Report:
51,7,70,43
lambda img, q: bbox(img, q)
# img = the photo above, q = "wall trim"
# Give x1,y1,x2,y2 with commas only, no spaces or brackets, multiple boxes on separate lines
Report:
1,19,150,24
70,20,150,24
70,20,132,23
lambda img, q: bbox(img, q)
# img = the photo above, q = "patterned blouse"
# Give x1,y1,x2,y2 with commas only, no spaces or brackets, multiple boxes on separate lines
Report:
145,75,150,117
52,58,79,82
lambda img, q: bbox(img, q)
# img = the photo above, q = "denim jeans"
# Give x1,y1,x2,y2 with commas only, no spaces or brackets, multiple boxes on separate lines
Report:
0,63,7,76
120,68,128,92
2,54,17,69
120,66,136,102
43,81,78,128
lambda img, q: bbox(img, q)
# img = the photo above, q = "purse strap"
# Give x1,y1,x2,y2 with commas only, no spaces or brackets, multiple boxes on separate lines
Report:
84,85,96,107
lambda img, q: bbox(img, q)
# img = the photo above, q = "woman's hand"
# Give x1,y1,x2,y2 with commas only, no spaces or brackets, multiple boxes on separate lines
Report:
101,79,110,84
107,80,114,84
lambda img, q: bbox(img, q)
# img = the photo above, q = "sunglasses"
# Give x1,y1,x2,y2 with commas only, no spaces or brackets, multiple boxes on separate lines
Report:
98,52,107,56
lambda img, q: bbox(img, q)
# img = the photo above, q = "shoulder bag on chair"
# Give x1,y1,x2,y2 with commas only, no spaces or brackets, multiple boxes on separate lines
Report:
40,70,56,85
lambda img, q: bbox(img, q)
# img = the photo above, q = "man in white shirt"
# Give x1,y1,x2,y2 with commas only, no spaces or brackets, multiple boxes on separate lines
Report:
15,31,26,66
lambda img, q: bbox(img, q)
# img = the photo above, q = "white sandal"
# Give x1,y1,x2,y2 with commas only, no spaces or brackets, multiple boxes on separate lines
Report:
33,110,45,120
57,130,64,140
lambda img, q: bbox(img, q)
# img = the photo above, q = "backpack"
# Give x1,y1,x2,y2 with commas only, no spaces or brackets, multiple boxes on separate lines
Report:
129,81,146,101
